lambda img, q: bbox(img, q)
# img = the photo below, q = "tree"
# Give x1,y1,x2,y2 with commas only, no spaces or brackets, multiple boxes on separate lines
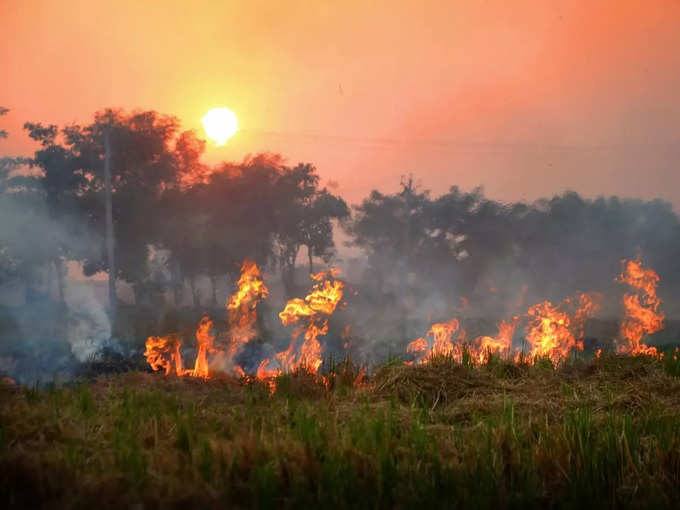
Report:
274,162,348,296
25,109,184,308
347,177,444,291
0,108,64,300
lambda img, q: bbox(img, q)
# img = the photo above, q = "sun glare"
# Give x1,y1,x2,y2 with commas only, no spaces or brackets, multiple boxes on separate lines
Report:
201,107,238,146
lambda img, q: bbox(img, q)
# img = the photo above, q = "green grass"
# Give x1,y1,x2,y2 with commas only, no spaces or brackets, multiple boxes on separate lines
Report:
2,353,680,508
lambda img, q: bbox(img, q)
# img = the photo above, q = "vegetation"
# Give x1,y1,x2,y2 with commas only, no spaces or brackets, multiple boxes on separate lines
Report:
3,105,680,507
3,106,680,317
3,353,680,508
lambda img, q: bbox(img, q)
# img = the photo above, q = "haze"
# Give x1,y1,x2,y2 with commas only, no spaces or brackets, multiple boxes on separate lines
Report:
2,0,680,206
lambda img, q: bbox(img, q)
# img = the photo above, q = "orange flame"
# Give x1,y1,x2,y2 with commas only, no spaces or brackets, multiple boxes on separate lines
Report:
525,293,599,364
473,317,518,363
525,302,575,363
616,258,664,356
429,319,461,358
226,259,269,354
145,260,269,379
277,269,344,373
406,319,463,364
406,336,429,365
257,269,345,380
144,333,185,375
192,316,215,378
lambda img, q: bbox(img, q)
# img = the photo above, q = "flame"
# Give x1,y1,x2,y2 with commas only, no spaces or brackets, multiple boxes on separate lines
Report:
341,325,352,351
473,317,518,363
429,319,461,357
616,258,664,356
525,293,599,364
256,269,345,382
276,269,344,374
192,316,215,378
353,367,369,388
525,302,575,363
572,292,603,339
141,255,667,392
144,260,269,379
406,337,429,365
406,319,464,364
226,260,269,355
144,333,185,375
256,358,278,393
407,315,519,366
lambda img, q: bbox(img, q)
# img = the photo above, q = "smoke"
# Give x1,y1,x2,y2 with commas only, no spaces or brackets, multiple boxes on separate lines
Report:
0,184,113,383
64,281,112,362
327,188,680,365
3,172,680,383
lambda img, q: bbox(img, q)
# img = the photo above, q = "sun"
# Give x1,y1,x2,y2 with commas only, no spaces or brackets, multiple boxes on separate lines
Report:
201,107,239,146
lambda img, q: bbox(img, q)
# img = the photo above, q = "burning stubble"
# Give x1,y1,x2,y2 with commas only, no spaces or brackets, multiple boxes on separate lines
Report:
142,257,666,393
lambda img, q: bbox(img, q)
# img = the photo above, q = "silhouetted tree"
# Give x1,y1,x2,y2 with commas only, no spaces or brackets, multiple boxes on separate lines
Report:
0,108,63,300
25,109,183,306
274,162,348,296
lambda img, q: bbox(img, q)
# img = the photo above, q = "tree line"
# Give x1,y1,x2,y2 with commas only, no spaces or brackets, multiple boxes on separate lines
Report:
2,107,680,319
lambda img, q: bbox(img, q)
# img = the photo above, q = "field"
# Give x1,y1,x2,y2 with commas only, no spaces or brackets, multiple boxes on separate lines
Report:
3,353,680,508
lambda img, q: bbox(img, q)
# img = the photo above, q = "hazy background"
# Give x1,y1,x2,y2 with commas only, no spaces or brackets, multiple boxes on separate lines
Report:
2,0,680,208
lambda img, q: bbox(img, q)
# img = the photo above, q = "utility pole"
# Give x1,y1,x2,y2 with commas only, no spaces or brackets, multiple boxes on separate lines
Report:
104,127,117,329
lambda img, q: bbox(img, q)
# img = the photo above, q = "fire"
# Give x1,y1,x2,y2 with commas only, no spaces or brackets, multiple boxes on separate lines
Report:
473,317,517,363
258,269,345,378
145,260,268,379
406,337,429,365
525,293,599,364
429,320,462,358
407,292,600,366
226,260,269,354
191,316,215,378
525,302,576,363
572,292,603,340
144,333,185,375
142,255,666,390
278,269,344,373
616,258,664,356
406,319,463,364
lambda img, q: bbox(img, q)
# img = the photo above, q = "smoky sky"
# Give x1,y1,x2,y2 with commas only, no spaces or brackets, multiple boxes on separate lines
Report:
2,0,680,208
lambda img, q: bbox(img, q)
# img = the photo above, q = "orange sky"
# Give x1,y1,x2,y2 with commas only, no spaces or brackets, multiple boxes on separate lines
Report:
2,0,680,207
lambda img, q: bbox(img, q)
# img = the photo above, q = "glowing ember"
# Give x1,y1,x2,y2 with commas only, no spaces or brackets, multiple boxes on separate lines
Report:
616,258,664,356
